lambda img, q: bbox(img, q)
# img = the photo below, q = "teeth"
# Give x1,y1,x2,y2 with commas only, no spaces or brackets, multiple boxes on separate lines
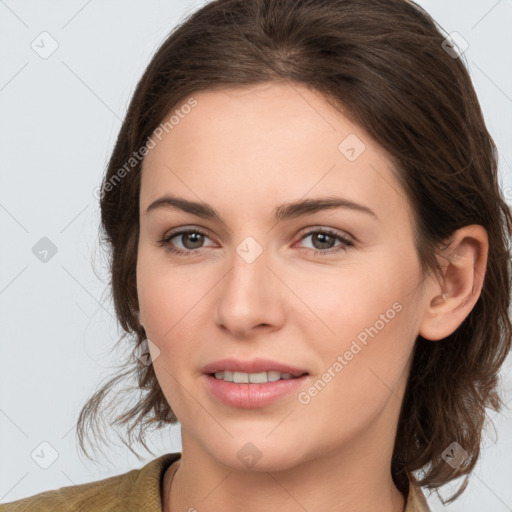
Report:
213,370,298,383
267,371,282,382
234,371,249,383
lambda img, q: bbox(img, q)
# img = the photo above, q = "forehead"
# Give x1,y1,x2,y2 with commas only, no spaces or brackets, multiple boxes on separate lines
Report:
140,82,409,222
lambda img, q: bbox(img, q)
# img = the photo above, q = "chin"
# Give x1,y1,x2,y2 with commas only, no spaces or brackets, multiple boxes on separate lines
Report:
204,438,306,473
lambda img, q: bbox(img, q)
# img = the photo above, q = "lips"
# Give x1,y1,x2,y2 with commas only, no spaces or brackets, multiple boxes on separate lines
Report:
202,357,309,378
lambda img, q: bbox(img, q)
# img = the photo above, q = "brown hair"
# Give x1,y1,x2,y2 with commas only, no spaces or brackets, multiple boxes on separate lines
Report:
77,0,512,504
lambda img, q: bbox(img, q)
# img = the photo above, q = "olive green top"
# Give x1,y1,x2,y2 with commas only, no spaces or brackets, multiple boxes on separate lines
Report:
0,452,431,511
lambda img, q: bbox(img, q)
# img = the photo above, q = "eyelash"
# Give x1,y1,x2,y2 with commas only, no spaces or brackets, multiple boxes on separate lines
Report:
156,227,354,257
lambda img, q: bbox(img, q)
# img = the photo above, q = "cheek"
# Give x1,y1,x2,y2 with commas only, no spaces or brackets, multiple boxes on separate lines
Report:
136,255,200,414
136,252,214,389
293,255,410,340
137,245,198,334
300,291,414,440
299,250,419,385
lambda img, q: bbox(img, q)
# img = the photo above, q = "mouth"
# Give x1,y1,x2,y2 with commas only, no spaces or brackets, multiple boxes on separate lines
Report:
201,358,310,407
202,357,309,379
208,370,309,383
203,371,310,409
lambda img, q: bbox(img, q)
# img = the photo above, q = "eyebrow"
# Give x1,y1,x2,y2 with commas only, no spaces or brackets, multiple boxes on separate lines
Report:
145,194,378,222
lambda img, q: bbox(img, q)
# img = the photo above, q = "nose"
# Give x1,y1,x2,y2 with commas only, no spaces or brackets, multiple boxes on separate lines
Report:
214,243,286,338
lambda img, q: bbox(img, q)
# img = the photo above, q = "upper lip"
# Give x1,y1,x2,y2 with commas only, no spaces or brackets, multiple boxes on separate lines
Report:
202,357,309,377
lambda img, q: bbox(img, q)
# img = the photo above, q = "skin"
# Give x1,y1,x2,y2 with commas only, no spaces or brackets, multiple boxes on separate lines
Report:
136,81,488,512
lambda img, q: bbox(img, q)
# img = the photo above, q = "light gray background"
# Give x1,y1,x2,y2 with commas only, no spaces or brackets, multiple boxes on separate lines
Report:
1,0,511,510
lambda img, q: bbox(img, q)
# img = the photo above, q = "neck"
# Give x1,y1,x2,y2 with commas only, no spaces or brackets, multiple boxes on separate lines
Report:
163,439,405,512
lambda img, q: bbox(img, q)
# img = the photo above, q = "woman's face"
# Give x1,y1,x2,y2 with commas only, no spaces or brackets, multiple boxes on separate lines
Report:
137,82,433,471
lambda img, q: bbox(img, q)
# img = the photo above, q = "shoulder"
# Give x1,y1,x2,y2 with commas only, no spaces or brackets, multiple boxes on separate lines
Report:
405,477,432,512
0,471,133,512
0,452,181,512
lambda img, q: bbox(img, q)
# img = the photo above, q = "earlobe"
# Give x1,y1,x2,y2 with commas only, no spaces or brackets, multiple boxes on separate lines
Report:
419,225,488,341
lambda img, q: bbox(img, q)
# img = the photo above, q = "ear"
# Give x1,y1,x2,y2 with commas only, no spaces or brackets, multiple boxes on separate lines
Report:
419,224,488,341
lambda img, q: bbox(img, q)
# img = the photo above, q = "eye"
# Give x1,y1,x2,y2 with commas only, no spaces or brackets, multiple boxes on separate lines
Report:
296,228,354,255
156,227,354,257
156,228,216,256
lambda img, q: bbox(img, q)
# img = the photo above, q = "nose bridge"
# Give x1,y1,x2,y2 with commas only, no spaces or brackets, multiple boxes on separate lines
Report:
227,234,271,298
215,234,283,332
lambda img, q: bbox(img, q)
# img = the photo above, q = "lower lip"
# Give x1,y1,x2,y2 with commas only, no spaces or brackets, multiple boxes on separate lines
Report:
203,373,309,409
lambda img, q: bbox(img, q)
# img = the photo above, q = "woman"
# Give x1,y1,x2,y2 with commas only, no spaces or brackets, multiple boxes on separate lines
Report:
2,0,510,511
